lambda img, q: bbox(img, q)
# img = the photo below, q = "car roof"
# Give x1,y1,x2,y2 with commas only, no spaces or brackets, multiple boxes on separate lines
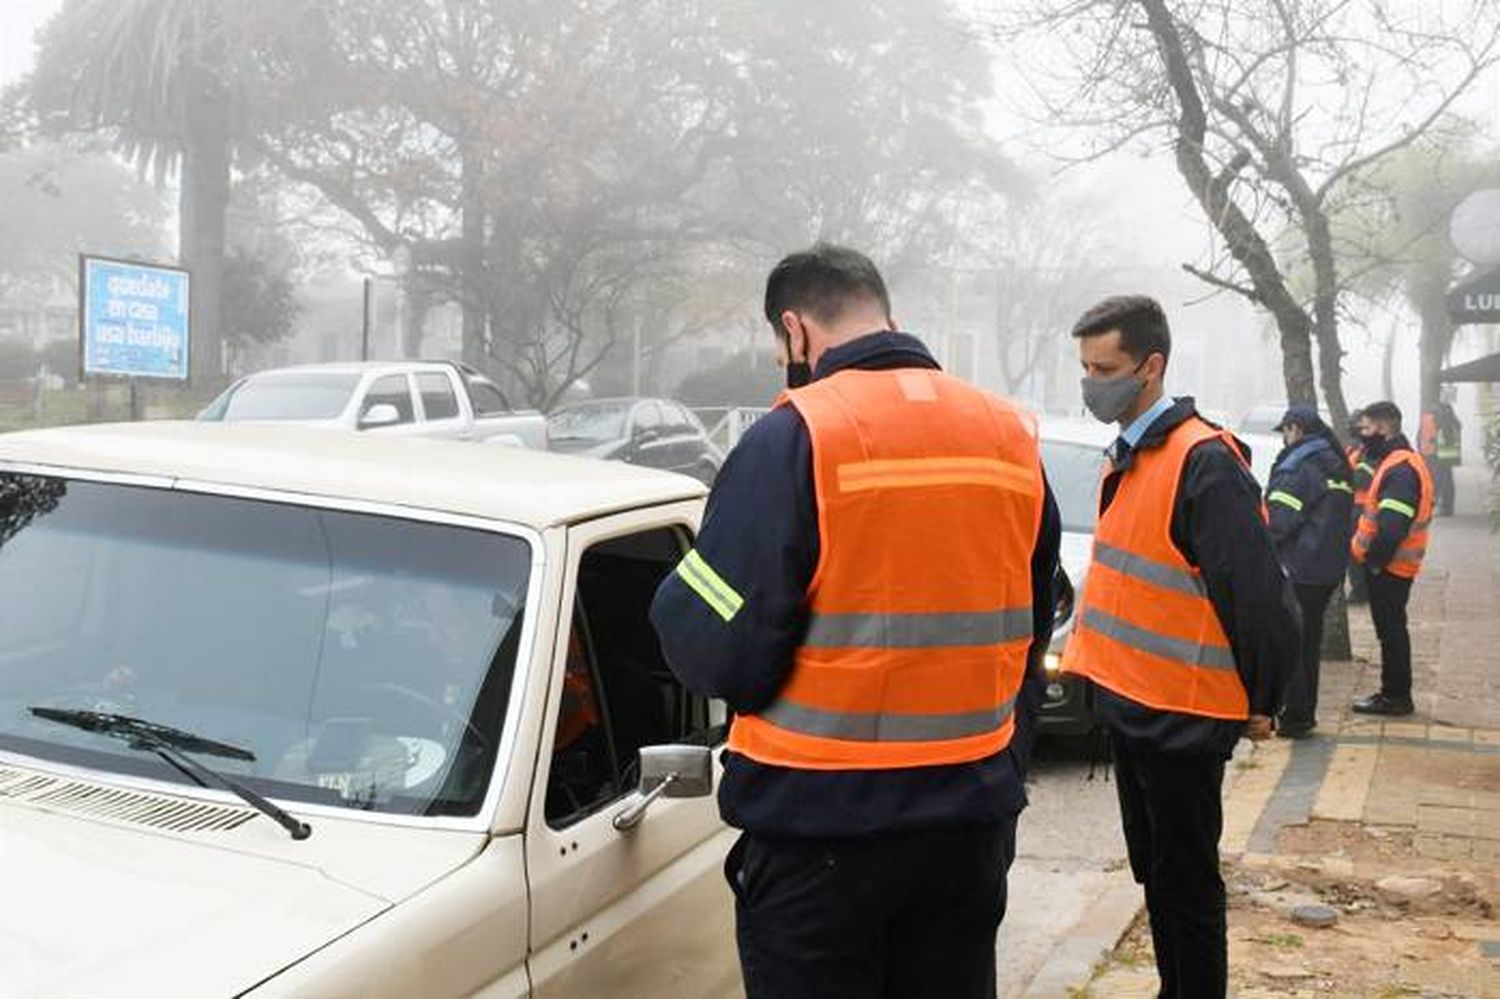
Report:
241,361,456,378
0,422,705,531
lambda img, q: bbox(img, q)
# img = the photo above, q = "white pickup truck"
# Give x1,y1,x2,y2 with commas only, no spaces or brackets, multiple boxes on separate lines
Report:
199,360,549,449
0,422,739,998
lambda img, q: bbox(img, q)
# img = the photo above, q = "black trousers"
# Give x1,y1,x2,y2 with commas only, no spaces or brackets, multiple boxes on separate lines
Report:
726,819,1017,999
1367,568,1415,700
1112,735,1228,999
1282,582,1336,729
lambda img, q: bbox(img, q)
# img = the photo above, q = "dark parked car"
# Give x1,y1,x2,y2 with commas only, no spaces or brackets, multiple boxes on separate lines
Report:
547,397,724,485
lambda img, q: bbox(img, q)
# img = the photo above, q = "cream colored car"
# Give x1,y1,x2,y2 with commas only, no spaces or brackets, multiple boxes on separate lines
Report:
0,422,739,998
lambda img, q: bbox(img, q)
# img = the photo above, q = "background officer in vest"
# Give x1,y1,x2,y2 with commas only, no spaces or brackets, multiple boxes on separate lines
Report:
649,243,1061,999
1350,400,1434,716
1059,295,1297,999
1419,388,1463,517
1266,405,1355,739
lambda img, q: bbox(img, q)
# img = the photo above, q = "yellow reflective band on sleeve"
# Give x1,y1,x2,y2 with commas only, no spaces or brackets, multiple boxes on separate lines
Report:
1268,490,1304,512
1357,462,1377,475
1326,479,1354,494
676,550,745,622
1378,498,1417,518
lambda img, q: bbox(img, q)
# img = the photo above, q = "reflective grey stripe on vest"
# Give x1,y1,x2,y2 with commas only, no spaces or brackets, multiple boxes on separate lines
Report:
759,697,1016,743
1081,607,1236,671
802,608,1033,649
1092,542,1208,598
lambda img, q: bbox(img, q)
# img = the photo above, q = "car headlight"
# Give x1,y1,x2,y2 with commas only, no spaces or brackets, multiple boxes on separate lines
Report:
1044,652,1062,675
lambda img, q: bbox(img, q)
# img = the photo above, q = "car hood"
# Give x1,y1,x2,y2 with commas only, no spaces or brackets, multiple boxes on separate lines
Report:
1,767,488,998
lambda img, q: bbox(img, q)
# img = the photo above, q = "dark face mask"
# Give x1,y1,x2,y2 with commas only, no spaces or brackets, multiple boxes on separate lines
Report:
778,330,812,389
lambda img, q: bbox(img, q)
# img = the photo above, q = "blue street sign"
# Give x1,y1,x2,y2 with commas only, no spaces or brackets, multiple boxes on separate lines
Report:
80,256,191,381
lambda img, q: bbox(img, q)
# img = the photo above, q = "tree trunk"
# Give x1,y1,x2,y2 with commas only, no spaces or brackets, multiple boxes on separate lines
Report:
1137,0,1320,409
1303,208,1351,428
1322,585,1352,661
180,66,231,390
1412,271,1456,413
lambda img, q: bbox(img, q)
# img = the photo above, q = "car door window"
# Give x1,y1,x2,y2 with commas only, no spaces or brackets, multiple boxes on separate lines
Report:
662,403,696,437
545,527,722,829
632,402,663,440
360,374,415,425
415,373,460,421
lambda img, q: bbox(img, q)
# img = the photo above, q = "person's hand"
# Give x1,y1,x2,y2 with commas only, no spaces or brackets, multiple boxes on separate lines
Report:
1246,714,1274,741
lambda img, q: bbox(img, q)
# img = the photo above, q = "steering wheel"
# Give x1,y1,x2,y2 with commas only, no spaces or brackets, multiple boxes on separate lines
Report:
367,681,490,751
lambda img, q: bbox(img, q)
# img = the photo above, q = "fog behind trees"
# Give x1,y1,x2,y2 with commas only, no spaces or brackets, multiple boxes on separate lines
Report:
0,0,1496,433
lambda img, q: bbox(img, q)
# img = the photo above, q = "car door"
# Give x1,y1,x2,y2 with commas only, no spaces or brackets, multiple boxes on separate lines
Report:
414,370,469,439
658,402,701,474
626,401,673,470
524,508,740,999
356,373,424,437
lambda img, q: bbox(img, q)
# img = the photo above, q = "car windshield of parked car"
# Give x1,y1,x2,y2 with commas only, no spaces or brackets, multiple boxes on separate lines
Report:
1041,439,1107,533
548,402,632,443
0,474,530,818
212,372,362,421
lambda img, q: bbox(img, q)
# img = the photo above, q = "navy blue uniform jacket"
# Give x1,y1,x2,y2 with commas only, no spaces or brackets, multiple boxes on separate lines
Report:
649,332,1062,839
1266,433,1354,587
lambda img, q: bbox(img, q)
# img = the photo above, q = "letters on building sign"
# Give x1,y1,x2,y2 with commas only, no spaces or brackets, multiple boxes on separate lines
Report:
1447,270,1500,324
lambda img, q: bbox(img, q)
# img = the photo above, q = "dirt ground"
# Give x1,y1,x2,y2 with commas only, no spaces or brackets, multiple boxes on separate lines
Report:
1093,819,1500,998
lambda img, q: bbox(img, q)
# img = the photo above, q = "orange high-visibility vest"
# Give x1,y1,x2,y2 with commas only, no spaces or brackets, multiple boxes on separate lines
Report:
727,368,1045,771
1351,449,1434,579
1059,417,1250,721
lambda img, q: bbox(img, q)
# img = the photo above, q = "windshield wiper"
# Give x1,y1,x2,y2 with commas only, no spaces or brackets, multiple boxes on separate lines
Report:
28,707,311,841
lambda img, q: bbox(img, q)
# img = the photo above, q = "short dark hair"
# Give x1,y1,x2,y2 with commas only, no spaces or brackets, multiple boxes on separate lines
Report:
1363,400,1403,430
764,243,892,331
1070,295,1171,364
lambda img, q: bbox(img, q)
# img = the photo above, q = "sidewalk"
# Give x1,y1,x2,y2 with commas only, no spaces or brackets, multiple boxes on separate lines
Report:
1082,469,1500,998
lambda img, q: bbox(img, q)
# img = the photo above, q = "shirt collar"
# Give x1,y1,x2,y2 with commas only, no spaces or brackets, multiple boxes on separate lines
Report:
1120,392,1176,448
813,331,941,381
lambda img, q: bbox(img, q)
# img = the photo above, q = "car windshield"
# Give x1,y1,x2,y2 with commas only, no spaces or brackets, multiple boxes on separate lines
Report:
209,373,362,421
0,474,530,818
548,402,632,443
1041,439,1107,533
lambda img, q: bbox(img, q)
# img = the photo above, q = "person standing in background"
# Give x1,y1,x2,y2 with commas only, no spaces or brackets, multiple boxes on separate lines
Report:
1266,405,1354,738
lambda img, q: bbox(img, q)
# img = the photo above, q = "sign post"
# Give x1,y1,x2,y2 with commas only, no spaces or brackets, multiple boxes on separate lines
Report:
78,255,191,418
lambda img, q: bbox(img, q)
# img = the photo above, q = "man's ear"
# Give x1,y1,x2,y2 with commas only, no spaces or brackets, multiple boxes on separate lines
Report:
1146,352,1167,382
779,310,808,361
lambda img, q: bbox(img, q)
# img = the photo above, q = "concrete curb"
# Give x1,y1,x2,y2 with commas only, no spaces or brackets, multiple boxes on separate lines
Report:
1018,866,1141,999
1019,739,1260,998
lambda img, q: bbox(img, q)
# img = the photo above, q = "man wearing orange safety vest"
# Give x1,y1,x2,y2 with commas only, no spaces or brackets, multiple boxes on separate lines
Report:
1349,400,1434,716
649,243,1061,999
1060,295,1297,999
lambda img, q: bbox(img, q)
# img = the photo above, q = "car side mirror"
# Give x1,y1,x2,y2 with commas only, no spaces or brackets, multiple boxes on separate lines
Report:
612,743,713,832
360,403,401,429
